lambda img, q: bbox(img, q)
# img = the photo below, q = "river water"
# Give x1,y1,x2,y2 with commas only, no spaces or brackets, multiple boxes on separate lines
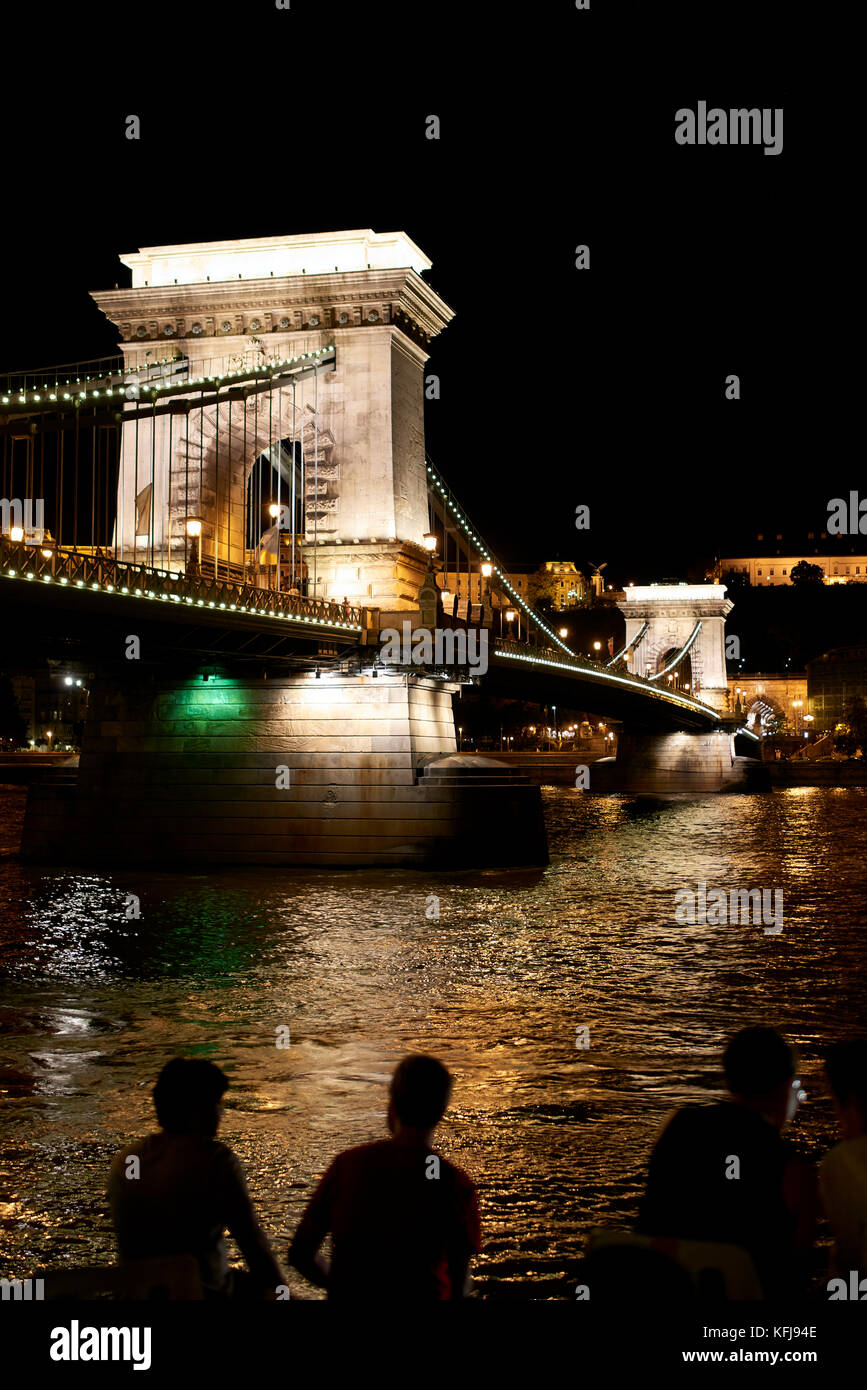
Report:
1,783,865,1298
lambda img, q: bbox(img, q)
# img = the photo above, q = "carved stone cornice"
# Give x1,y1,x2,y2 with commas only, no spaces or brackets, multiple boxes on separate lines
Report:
91,267,454,349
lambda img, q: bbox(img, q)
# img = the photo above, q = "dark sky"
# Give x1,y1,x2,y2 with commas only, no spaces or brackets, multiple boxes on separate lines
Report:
0,2,851,587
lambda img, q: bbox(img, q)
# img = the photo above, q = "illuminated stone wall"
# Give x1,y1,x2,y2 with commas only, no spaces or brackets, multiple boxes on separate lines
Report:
21,671,547,867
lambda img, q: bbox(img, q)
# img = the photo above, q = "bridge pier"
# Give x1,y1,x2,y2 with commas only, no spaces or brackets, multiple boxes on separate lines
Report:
592,729,771,794
21,670,547,868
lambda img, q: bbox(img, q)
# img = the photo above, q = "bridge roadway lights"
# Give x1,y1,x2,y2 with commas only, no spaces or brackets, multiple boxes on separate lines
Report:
20,670,548,869
590,728,771,794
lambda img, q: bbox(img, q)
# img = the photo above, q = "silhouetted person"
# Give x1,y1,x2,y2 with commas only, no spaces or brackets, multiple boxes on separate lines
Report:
637,1027,818,1297
109,1058,285,1298
288,1055,481,1300
821,1040,867,1277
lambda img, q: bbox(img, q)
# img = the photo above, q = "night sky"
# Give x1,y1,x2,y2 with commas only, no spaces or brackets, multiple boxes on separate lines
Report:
0,3,850,588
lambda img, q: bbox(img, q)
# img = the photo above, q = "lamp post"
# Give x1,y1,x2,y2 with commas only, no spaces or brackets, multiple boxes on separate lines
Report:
46,729,53,752
481,562,493,627
458,725,463,751
505,607,516,640
269,502,281,592
552,704,558,743
792,698,803,735
420,532,439,629
186,517,203,580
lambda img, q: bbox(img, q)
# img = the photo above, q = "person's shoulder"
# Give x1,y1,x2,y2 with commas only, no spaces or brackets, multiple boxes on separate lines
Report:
108,1134,158,1185
656,1103,714,1137
333,1138,392,1167
821,1136,867,1179
207,1137,246,1173
435,1152,478,1195
111,1133,158,1164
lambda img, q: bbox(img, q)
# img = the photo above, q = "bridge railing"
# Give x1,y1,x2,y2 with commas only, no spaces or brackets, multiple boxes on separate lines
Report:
0,536,363,630
492,635,719,712
493,635,603,673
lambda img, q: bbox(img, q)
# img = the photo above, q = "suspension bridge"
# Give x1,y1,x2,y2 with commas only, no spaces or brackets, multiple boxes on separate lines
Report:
0,229,765,868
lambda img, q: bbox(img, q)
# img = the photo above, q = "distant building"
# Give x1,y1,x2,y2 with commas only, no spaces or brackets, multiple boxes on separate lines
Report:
807,647,867,731
727,672,808,732
534,561,589,607
9,666,88,747
436,560,588,609
718,532,867,586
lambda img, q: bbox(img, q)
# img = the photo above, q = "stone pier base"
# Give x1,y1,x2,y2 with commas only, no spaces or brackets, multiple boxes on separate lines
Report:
589,729,771,794
21,672,547,868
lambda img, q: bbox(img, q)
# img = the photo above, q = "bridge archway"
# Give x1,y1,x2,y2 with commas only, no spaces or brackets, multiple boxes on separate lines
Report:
116,381,333,582
656,646,693,694
745,695,785,733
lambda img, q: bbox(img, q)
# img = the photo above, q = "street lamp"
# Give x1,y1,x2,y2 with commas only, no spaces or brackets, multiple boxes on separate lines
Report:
458,725,463,751
505,608,516,640
186,516,203,580
793,698,803,735
10,526,24,543
593,641,601,652
422,532,438,553
480,561,494,624
559,627,568,638
46,729,53,750
267,503,283,591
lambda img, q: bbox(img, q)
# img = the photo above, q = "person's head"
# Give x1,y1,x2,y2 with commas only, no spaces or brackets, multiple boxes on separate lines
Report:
825,1040,867,1140
387,1055,454,1138
153,1058,229,1137
723,1026,800,1130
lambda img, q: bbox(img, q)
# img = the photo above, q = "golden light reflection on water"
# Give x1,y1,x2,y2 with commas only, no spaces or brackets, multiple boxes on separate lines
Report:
1,785,866,1295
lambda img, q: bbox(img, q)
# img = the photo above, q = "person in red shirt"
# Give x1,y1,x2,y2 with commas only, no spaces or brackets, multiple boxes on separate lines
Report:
288,1055,481,1300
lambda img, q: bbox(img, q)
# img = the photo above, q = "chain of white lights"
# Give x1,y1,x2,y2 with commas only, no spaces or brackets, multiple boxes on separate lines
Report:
494,647,719,716
425,462,574,657
0,564,360,632
0,347,336,409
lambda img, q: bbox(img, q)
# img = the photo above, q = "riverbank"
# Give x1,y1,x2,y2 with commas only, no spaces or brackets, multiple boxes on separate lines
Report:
0,754,78,785
475,744,607,785
767,760,867,787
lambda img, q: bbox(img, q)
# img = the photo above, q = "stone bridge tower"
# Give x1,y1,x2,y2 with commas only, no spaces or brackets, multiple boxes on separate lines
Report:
618,584,733,713
92,229,454,611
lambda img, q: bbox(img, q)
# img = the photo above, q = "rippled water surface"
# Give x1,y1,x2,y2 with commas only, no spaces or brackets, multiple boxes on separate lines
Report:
2,783,866,1297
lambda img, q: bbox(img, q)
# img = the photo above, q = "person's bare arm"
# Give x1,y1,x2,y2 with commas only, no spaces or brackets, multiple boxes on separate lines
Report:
447,1178,481,1299
287,1160,338,1292
221,1152,287,1292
